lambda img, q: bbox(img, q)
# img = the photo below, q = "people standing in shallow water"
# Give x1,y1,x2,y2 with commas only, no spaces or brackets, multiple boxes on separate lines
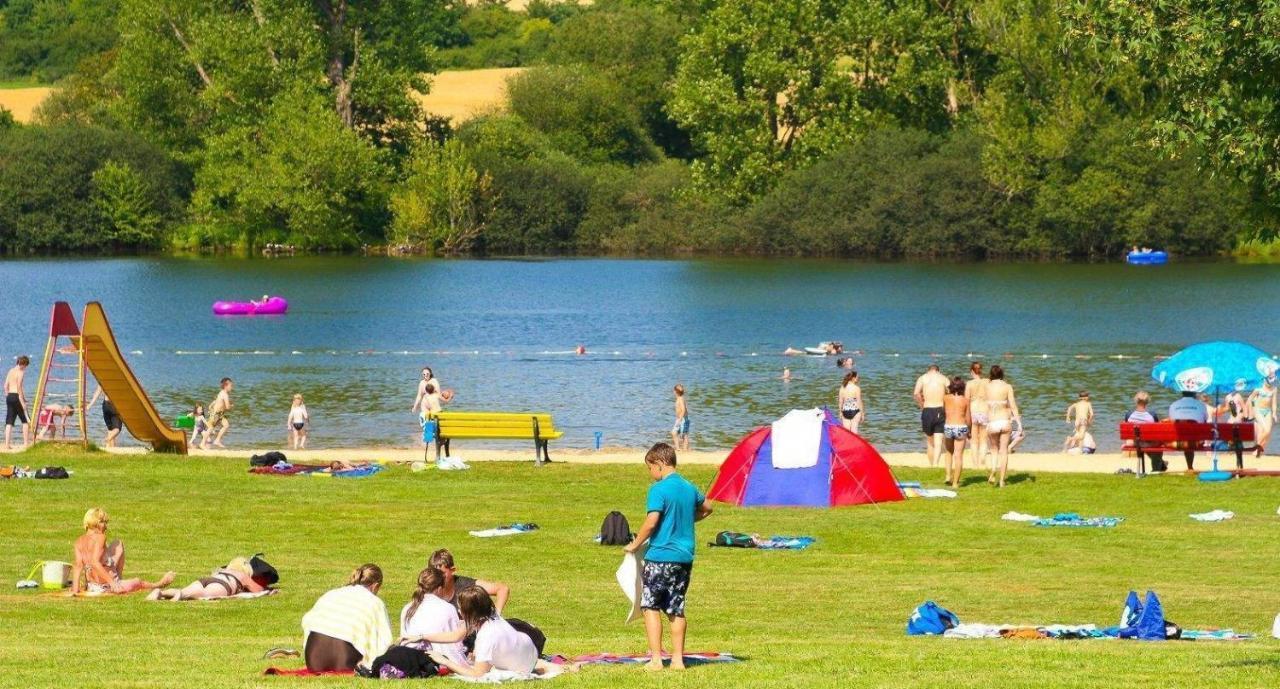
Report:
1063,391,1093,452
838,371,863,434
984,365,1020,487
943,377,970,488
913,365,948,467
965,362,990,471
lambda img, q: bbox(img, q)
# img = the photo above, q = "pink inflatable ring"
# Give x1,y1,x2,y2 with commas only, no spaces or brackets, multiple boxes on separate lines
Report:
212,296,289,316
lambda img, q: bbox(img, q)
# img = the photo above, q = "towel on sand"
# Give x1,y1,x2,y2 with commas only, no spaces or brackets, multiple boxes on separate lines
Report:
470,523,540,538
1189,509,1234,522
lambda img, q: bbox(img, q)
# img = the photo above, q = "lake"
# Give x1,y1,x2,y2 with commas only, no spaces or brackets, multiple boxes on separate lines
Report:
1,257,1276,453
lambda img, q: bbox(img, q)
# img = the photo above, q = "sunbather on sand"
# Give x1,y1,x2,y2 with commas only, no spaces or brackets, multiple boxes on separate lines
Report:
147,556,266,600
71,507,174,595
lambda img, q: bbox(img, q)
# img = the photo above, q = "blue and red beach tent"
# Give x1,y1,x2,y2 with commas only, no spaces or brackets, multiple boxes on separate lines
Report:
707,409,904,507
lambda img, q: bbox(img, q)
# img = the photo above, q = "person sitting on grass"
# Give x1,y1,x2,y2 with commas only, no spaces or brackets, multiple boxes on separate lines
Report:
147,556,267,601
397,567,467,665
417,587,571,678
429,548,510,614
71,507,174,595
624,442,713,671
301,564,392,673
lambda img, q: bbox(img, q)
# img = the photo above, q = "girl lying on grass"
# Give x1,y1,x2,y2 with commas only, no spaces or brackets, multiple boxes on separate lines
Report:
71,507,174,596
146,556,267,601
409,586,574,678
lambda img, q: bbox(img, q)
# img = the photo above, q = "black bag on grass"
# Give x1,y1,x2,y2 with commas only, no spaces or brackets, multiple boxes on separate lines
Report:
249,553,279,587
250,451,287,467
712,531,756,548
35,466,69,479
599,511,632,546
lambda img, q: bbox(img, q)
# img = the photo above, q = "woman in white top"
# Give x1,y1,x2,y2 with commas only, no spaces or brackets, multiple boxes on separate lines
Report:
419,586,569,677
399,567,467,665
287,393,309,450
301,564,392,672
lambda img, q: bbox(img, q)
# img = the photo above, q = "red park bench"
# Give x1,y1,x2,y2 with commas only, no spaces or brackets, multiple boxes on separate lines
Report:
1118,421,1255,476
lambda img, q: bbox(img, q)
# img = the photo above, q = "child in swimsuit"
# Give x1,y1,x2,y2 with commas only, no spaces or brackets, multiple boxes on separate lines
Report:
671,384,690,451
190,404,209,447
288,394,309,450
838,371,863,434
942,377,970,488
1063,391,1093,452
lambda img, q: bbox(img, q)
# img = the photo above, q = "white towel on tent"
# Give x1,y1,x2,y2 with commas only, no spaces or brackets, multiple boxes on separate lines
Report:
770,409,825,469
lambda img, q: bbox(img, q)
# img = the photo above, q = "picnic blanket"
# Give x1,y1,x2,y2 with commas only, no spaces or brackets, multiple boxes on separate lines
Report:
148,589,277,602
470,523,540,538
945,624,1251,641
451,667,560,683
1189,509,1234,522
897,482,957,499
753,536,816,550
1026,513,1123,528
249,462,384,478
262,667,354,677
571,652,740,666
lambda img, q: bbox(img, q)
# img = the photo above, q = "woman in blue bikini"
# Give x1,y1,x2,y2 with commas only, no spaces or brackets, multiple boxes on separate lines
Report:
1249,376,1277,457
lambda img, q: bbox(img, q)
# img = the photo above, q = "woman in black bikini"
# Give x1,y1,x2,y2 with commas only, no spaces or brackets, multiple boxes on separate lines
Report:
148,557,266,600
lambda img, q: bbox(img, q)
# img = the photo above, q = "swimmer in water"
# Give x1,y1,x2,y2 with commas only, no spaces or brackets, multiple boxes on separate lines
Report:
782,367,791,381
575,345,586,355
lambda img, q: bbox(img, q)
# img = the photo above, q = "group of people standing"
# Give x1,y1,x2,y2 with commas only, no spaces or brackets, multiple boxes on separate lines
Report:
913,362,1021,488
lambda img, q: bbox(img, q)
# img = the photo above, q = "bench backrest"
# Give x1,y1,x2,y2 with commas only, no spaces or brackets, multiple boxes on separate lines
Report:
1118,422,1255,442
435,412,559,432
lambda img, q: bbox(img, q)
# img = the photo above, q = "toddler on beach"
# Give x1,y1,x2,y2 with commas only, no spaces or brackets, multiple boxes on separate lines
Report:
1064,391,1093,452
190,404,209,447
288,394,309,449
625,443,713,671
671,384,690,451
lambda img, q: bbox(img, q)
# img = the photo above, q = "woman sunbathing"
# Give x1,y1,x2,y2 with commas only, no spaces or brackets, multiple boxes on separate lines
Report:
71,507,174,595
147,556,266,600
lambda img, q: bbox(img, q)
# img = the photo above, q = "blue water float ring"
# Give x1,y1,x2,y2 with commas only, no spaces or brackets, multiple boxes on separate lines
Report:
1126,250,1168,265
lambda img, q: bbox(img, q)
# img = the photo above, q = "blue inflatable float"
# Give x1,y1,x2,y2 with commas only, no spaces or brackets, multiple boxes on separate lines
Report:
1126,250,1168,265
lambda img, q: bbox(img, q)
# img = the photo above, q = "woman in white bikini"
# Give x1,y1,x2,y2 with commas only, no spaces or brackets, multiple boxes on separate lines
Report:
985,365,1020,487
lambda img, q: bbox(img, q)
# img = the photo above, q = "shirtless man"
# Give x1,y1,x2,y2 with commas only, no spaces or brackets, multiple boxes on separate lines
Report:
964,362,990,470
5,355,30,450
1063,391,1094,452
204,378,233,449
913,364,949,467
71,507,173,595
87,386,123,447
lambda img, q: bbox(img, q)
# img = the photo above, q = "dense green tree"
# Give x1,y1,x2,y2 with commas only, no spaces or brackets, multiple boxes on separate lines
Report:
389,138,492,253
0,0,118,81
507,66,659,165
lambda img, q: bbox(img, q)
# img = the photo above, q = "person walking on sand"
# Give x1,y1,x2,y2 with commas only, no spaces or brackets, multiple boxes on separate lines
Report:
4,355,30,450
671,384,690,451
1249,375,1277,457
985,365,1020,487
204,378,233,449
965,362,990,470
288,393,310,450
838,371,864,434
625,443,712,672
913,364,948,466
1063,391,1094,452
943,377,970,488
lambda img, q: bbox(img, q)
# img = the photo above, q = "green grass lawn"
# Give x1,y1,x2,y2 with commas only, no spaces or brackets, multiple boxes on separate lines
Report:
4,446,1280,688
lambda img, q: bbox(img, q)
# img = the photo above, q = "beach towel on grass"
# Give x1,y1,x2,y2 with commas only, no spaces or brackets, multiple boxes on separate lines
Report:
451,668,560,683
470,523,540,538
262,667,354,677
1033,513,1123,528
572,652,740,666
770,409,824,468
1189,509,1234,522
898,483,957,499
150,589,278,602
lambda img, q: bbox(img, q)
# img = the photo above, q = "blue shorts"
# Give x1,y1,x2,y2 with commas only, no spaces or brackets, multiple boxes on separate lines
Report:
673,417,690,435
421,419,438,443
641,561,692,617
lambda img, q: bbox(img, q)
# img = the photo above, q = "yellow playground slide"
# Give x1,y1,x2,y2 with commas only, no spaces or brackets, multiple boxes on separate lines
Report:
80,302,187,454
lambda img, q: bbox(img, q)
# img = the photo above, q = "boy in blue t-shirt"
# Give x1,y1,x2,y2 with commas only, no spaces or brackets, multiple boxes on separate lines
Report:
625,442,712,671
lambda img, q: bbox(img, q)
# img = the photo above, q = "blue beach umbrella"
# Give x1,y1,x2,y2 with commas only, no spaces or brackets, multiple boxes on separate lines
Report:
1151,341,1278,394
1150,341,1278,481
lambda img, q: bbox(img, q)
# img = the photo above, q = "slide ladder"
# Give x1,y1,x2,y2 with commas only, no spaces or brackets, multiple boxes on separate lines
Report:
30,302,87,447
79,302,187,454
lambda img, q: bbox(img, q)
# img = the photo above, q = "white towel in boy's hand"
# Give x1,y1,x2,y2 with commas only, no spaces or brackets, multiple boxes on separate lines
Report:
616,542,647,624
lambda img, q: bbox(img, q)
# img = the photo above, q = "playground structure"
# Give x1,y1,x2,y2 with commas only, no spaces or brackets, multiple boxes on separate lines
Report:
30,302,187,454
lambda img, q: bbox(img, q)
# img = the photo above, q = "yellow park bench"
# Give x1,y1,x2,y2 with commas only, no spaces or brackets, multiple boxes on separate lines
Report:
432,411,564,465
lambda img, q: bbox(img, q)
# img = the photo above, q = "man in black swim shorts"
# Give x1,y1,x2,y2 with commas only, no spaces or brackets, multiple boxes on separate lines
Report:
913,364,949,467
5,355,30,450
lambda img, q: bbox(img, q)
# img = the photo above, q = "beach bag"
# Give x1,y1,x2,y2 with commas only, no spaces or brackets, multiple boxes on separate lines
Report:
249,553,279,587
599,511,632,546
371,646,442,679
906,601,959,636
249,451,286,467
24,561,72,590
34,466,68,479
712,531,756,548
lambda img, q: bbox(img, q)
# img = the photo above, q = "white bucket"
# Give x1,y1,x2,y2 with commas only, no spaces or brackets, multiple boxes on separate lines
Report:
41,561,72,590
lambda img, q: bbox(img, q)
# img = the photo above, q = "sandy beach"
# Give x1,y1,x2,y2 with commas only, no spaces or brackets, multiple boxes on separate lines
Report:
91,445,1280,475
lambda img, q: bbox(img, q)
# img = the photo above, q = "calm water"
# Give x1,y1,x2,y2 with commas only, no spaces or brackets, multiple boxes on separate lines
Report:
1,257,1276,454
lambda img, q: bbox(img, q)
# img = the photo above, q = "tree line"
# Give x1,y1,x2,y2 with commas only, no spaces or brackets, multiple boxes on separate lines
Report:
0,0,1274,257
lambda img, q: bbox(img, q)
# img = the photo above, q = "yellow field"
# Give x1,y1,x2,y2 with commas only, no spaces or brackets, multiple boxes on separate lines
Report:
0,87,52,123
415,67,525,123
